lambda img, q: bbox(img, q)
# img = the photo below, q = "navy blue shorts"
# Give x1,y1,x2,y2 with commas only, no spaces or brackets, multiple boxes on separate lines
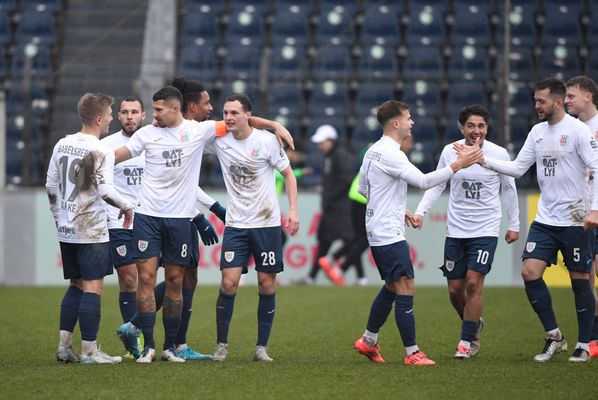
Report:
133,213,196,268
189,222,200,268
441,236,498,279
371,241,414,283
522,221,592,272
60,242,113,280
590,228,598,257
108,229,135,268
220,226,283,274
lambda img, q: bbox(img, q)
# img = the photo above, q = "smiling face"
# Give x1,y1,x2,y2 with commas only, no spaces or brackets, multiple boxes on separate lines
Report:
534,88,562,123
565,84,593,117
460,115,488,146
223,99,251,137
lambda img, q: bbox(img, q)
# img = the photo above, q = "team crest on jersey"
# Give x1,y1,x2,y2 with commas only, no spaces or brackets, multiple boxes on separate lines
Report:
138,240,149,252
116,245,127,257
250,147,261,159
526,242,536,253
178,132,190,142
559,134,569,146
445,260,454,272
224,251,235,262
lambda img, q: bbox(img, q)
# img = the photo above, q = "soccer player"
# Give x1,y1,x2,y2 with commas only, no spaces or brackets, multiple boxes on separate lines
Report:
565,75,598,358
412,105,520,358
353,100,481,366
473,77,598,363
47,93,133,364
101,97,146,328
209,94,299,362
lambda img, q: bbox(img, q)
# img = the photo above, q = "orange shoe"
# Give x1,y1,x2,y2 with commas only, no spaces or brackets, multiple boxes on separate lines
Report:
319,256,345,286
590,341,598,358
403,351,436,366
354,336,385,363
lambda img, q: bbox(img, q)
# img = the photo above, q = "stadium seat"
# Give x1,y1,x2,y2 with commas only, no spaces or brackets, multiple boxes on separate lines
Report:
21,0,62,12
225,8,265,47
10,43,52,78
400,79,440,119
509,116,532,143
0,0,16,13
408,140,438,173
180,9,219,45
177,42,219,82
185,0,225,15
15,7,55,44
444,81,488,119
215,79,259,111
354,81,395,119
267,81,305,121
221,40,262,81
360,5,400,47
501,45,535,83
507,82,534,119
227,0,272,16
270,6,310,45
0,46,6,79
6,82,49,117
447,44,488,81
540,2,582,46
310,43,354,81
0,11,10,46
537,44,580,80
352,113,381,149
449,2,491,46
411,117,438,143
494,2,537,47
403,2,447,46
401,45,443,80
356,44,397,81
268,42,308,80
313,4,354,46
308,80,349,118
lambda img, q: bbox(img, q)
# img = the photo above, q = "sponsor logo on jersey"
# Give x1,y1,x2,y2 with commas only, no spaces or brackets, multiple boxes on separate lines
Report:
542,156,557,177
138,240,148,252
461,179,483,200
116,245,127,257
526,242,536,252
163,149,183,167
445,260,454,272
224,251,235,262
559,134,569,146
123,167,143,185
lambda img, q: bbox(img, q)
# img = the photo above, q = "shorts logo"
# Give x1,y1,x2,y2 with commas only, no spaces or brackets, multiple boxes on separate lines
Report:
224,251,235,262
526,242,536,253
138,240,148,252
116,245,127,257
445,260,454,272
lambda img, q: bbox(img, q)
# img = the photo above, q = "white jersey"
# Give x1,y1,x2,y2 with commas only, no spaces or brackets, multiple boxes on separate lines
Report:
358,135,455,246
125,119,224,218
101,130,145,230
585,113,598,140
46,132,132,244
208,128,289,228
484,114,598,226
415,139,519,238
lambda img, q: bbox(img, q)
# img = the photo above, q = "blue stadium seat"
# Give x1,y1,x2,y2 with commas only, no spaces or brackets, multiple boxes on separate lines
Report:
6,82,48,117
10,43,52,78
445,81,487,118
310,43,354,81
308,80,349,118
449,2,491,46
354,81,394,119
177,42,219,82
215,79,259,111
0,0,16,13
267,81,305,121
15,7,55,44
401,45,443,80
403,2,447,46
0,46,6,79
225,8,265,47
360,5,400,47
540,2,582,46
185,0,225,15
352,113,381,149
180,9,219,44
268,42,308,80
588,47,598,77
400,80,440,119
503,45,535,82
227,0,272,15
408,140,438,173
21,0,62,12
537,44,580,80
270,7,310,45
494,2,537,47
313,4,354,46
412,118,437,143
507,82,534,119
0,11,10,46
447,44,488,81
509,116,532,143
221,40,262,81
356,44,397,80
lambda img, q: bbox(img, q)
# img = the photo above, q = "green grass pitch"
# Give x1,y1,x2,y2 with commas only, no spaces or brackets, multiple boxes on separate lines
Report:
0,285,595,399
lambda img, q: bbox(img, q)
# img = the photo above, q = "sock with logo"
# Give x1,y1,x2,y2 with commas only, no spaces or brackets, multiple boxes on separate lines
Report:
395,294,416,347
366,286,396,335
216,290,236,344
175,288,194,346
524,278,558,332
571,279,596,343
257,292,276,346
119,291,137,323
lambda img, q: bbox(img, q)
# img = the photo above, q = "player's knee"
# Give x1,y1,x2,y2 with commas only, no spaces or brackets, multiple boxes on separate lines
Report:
221,278,239,294
183,268,198,289
119,273,137,292
258,280,276,295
